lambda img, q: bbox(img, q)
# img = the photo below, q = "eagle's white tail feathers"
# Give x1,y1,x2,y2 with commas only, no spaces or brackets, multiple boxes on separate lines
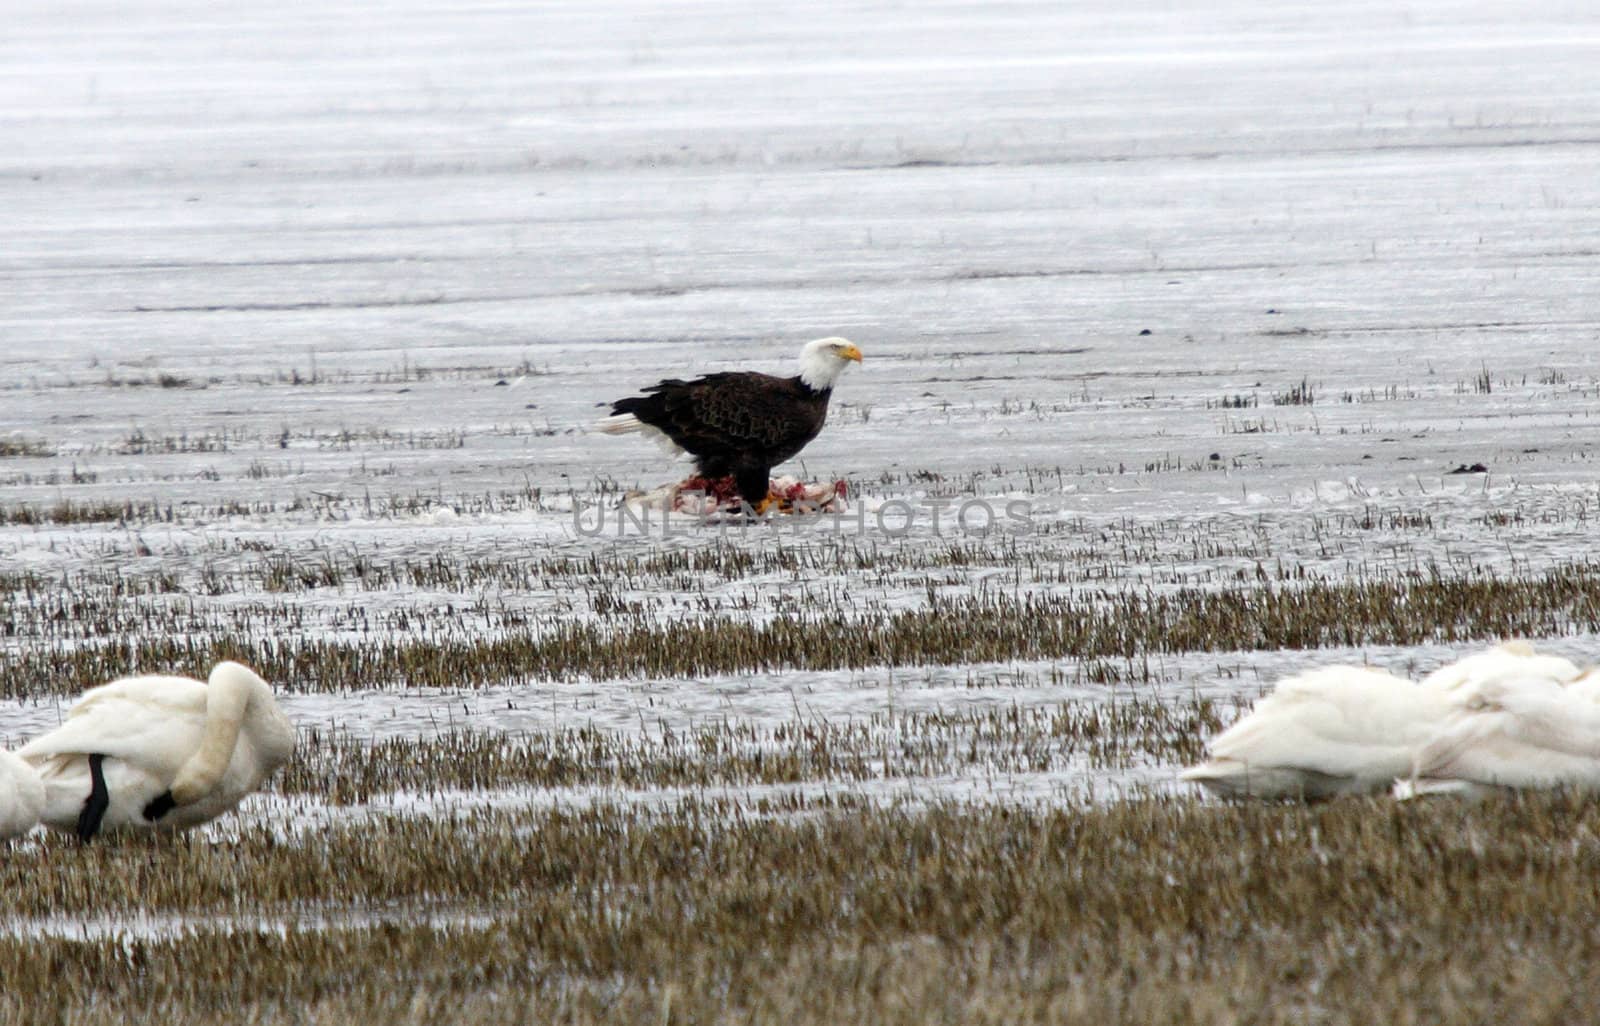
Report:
594,415,688,459
594,414,643,435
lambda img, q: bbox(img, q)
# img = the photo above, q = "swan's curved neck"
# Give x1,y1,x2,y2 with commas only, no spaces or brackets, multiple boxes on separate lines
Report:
170,663,269,803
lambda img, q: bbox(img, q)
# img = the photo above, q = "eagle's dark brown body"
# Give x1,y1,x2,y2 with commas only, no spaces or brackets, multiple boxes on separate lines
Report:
608,371,832,505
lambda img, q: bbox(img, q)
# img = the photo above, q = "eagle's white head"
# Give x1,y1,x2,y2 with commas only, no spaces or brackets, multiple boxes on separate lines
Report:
797,337,864,391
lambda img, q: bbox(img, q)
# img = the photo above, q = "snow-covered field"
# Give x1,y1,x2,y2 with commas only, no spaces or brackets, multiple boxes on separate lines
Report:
3,0,1600,822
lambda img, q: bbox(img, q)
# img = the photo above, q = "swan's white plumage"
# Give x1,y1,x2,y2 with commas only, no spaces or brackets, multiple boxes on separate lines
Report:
1398,661,1600,798
1415,639,1582,694
1182,640,1600,802
1180,665,1450,800
17,661,295,837
0,749,44,841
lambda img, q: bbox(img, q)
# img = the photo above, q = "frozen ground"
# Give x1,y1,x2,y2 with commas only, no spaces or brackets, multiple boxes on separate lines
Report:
3,0,1600,830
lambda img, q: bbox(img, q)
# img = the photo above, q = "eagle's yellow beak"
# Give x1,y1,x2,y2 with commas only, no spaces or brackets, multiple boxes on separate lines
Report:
838,344,863,363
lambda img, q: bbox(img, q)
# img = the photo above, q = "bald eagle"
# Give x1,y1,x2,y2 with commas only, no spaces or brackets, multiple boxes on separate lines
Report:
597,337,863,511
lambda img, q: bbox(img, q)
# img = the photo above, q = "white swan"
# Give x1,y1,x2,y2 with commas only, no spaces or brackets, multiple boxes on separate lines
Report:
1181,641,1580,801
1397,662,1600,798
16,661,295,841
0,749,45,841
1179,664,1450,800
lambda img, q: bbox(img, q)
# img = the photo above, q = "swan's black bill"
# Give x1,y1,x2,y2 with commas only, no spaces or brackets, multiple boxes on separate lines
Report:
76,753,110,843
143,791,176,821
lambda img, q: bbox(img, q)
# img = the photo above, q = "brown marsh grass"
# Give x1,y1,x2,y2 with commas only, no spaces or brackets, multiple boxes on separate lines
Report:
272,698,1217,803
4,794,1600,1023
5,563,1600,697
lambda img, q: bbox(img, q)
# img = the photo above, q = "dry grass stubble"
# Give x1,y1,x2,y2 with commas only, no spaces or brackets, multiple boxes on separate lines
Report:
4,794,1600,1023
